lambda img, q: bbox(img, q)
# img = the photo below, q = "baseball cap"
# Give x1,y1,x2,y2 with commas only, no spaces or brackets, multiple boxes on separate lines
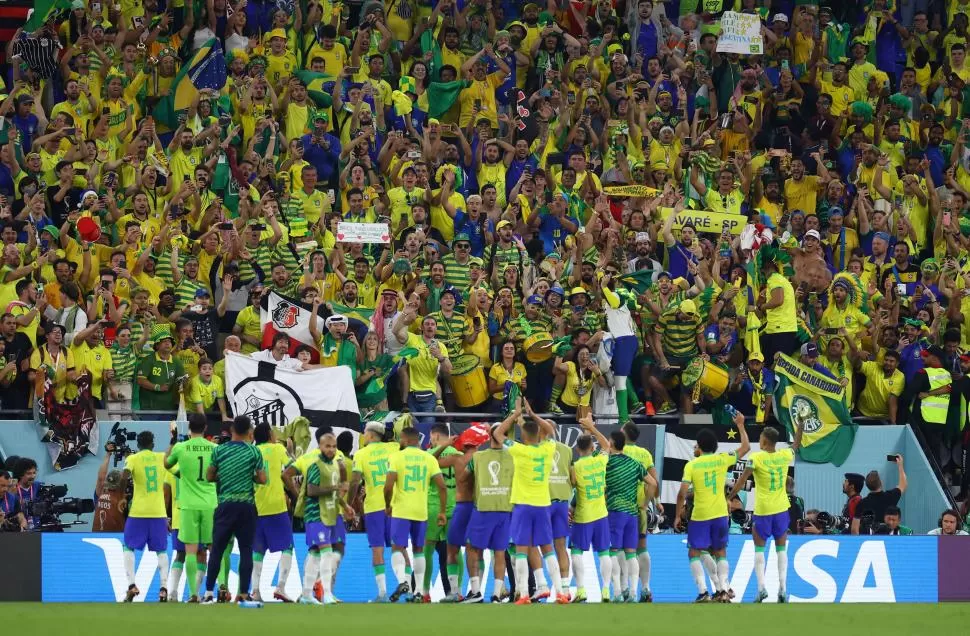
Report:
804,229,821,241
496,219,512,230
922,344,945,359
526,294,543,306
800,342,819,357
828,207,844,218
268,28,287,40
325,314,348,327
773,13,789,23
194,288,211,298
679,299,698,317
313,111,330,123
748,350,764,362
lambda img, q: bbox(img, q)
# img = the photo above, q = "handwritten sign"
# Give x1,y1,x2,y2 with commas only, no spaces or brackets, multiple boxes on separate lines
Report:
715,12,764,55
336,222,391,244
659,207,747,236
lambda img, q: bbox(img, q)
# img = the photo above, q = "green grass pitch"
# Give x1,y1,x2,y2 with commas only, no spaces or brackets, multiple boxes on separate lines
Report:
6,603,969,635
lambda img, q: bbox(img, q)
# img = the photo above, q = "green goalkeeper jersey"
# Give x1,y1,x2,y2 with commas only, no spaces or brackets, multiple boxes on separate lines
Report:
427,446,462,516
166,437,217,510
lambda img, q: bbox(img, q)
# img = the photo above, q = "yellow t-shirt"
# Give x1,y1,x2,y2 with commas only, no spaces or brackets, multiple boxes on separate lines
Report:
351,441,400,514
571,453,609,523
124,449,167,518
388,446,442,521
488,361,526,400
857,360,905,418
818,80,855,117
507,440,556,507
561,360,594,407
266,51,298,89
749,448,795,516
255,442,291,517
764,272,796,334
458,73,505,128
29,345,76,401
70,341,113,399
187,375,225,410
405,332,449,393
682,451,737,521
784,175,819,214
233,305,262,354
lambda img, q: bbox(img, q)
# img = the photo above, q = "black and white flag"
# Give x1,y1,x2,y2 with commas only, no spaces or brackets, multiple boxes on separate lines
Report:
661,424,793,512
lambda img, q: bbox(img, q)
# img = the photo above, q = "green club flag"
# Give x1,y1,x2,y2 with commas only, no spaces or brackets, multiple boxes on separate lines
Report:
773,353,857,466
25,0,72,32
427,80,471,119
617,269,659,295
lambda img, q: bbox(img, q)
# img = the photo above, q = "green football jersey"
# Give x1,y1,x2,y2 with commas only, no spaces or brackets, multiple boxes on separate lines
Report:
167,437,218,510
428,445,462,515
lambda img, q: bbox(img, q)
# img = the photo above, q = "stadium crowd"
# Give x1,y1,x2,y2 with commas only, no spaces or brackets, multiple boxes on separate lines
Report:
3,0,970,505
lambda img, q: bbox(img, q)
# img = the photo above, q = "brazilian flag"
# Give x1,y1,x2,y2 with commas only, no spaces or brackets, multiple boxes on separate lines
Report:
25,0,72,32
773,353,857,466
292,70,335,108
152,39,227,129
617,269,660,295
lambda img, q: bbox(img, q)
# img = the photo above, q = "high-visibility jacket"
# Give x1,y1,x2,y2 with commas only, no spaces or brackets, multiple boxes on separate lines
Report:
921,368,952,425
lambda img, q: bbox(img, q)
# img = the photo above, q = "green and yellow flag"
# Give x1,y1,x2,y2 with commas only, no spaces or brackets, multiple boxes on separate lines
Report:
773,353,857,466
292,70,336,108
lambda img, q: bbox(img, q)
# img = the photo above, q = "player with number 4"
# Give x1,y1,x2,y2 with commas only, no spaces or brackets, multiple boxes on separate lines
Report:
728,419,804,603
121,431,172,603
675,410,750,603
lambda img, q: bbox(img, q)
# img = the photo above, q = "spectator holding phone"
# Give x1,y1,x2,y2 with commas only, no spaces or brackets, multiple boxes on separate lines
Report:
851,458,907,535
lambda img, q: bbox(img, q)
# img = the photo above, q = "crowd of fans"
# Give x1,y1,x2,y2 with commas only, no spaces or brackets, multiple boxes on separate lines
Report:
3,0,970,502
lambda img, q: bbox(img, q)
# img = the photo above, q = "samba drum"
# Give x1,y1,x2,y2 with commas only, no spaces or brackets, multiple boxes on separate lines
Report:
449,354,488,407
682,358,729,403
523,332,554,363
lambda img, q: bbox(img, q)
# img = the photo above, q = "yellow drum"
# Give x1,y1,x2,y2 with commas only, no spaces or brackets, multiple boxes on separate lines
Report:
682,358,729,402
523,332,554,363
450,354,488,407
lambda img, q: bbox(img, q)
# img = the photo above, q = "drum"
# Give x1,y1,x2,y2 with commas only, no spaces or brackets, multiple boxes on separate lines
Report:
449,354,488,407
682,358,729,402
523,332,554,363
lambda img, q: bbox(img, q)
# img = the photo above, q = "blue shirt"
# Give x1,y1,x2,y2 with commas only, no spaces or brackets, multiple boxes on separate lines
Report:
665,242,697,282
637,22,659,63
13,113,39,150
300,133,342,183
537,213,578,254
453,209,487,257
899,341,926,383
704,324,738,359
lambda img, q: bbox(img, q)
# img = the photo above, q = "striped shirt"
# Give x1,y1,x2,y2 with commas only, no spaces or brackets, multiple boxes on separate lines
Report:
429,310,470,357
440,253,472,290
210,441,263,504
605,453,647,514
657,309,702,358
500,315,553,347
109,343,138,382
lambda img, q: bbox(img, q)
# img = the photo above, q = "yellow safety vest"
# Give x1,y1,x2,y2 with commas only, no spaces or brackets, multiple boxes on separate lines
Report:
921,368,951,425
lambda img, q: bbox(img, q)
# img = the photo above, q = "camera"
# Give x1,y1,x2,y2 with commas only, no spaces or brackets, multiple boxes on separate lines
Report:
815,511,854,533
645,506,665,532
108,422,136,466
25,484,94,532
730,508,753,533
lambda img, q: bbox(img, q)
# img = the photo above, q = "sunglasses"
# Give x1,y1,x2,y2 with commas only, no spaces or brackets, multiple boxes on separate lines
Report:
455,243,470,249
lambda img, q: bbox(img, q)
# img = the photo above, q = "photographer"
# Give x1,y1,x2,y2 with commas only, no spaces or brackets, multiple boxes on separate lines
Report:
92,443,127,532
876,506,913,536
851,456,907,535
799,509,824,535
928,509,969,535
0,470,27,532
842,472,864,530
12,458,41,530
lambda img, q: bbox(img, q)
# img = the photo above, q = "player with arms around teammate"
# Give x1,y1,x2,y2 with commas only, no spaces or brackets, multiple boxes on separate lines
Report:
252,423,298,603
438,427,483,603
621,423,661,602
202,416,267,604
605,430,658,602
425,423,465,602
299,431,354,605
568,414,612,603
165,414,217,602
728,421,803,603
384,427,447,603
675,411,750,603
121,431,172,603
466,408,520,603
349,421,401,602
497,399,569,605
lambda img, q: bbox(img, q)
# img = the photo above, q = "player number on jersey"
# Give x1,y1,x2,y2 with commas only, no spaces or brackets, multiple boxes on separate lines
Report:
768,467,785,492
369,459,389,487
703,470,718,495
198,457,206,481
584,471,605,499
532,456,546,482
403,464,428,492
145,466,158,493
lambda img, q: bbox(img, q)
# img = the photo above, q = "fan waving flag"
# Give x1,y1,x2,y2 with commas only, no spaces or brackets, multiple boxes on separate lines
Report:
773,353,857,466
260,291,369,363
25,0,72,32
225,352,360,433
153,38,227,129
293,70,336,108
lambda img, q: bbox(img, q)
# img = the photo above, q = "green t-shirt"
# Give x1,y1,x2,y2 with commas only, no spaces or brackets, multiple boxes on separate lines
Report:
605,453,646,515
428,446,462,516
210,441,263,504
136,354,186,410
166,437,217,510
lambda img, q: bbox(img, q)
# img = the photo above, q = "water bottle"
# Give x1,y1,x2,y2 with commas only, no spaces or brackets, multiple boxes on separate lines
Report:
238,600,264,609
724,403,739,419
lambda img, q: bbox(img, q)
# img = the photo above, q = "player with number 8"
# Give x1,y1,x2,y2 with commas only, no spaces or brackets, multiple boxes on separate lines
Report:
675,410,750,603
121,431,171,603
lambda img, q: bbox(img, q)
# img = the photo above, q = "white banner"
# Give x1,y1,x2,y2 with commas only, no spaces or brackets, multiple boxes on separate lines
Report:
336,222,391,244
715,12,764,55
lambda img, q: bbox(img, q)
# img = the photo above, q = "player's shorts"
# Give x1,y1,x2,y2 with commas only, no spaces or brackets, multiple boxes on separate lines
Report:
365,510,392,548
570,516,611,553
510,504,553,547
171,529,185,552
425,507,449,543
608,510,638,551
753,510,790,542
254,512,294,553
334,515,347,544
390,517,428,548
550,501,569,540
305,521,336,548
124,517,168,552
179,509,215,545
447,501,474,546
611,334,638,377
467,509,511,551
687,517,730,551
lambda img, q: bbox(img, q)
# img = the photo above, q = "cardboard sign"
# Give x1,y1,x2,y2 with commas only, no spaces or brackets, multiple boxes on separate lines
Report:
335,222,390,244
716,12,764,55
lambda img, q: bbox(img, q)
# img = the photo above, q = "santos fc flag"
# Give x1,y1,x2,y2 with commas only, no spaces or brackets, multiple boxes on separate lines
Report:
225,352,360,433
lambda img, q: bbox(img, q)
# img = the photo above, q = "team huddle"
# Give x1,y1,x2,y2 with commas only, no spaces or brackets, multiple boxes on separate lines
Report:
118,402,801,604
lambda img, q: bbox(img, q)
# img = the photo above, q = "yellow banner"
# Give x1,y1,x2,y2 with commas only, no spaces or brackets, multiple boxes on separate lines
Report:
659,207,747,236
602,185,660,198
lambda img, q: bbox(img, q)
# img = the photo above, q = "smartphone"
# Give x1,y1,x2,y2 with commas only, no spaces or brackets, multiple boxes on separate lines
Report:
474,99,483,110
683,136,692,148
824,327,839,335
944,211,952,226
218,221,234,230
719,113,732,129
100,320,115,329
567,91,576,104
64,127,77,135
886,454,898,462
252,223,267,231
896,283,907,295
346,66,360,75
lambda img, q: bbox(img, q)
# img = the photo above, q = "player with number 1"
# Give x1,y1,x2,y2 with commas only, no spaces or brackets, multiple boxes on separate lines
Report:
120,431,171,602
675,411,750,602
